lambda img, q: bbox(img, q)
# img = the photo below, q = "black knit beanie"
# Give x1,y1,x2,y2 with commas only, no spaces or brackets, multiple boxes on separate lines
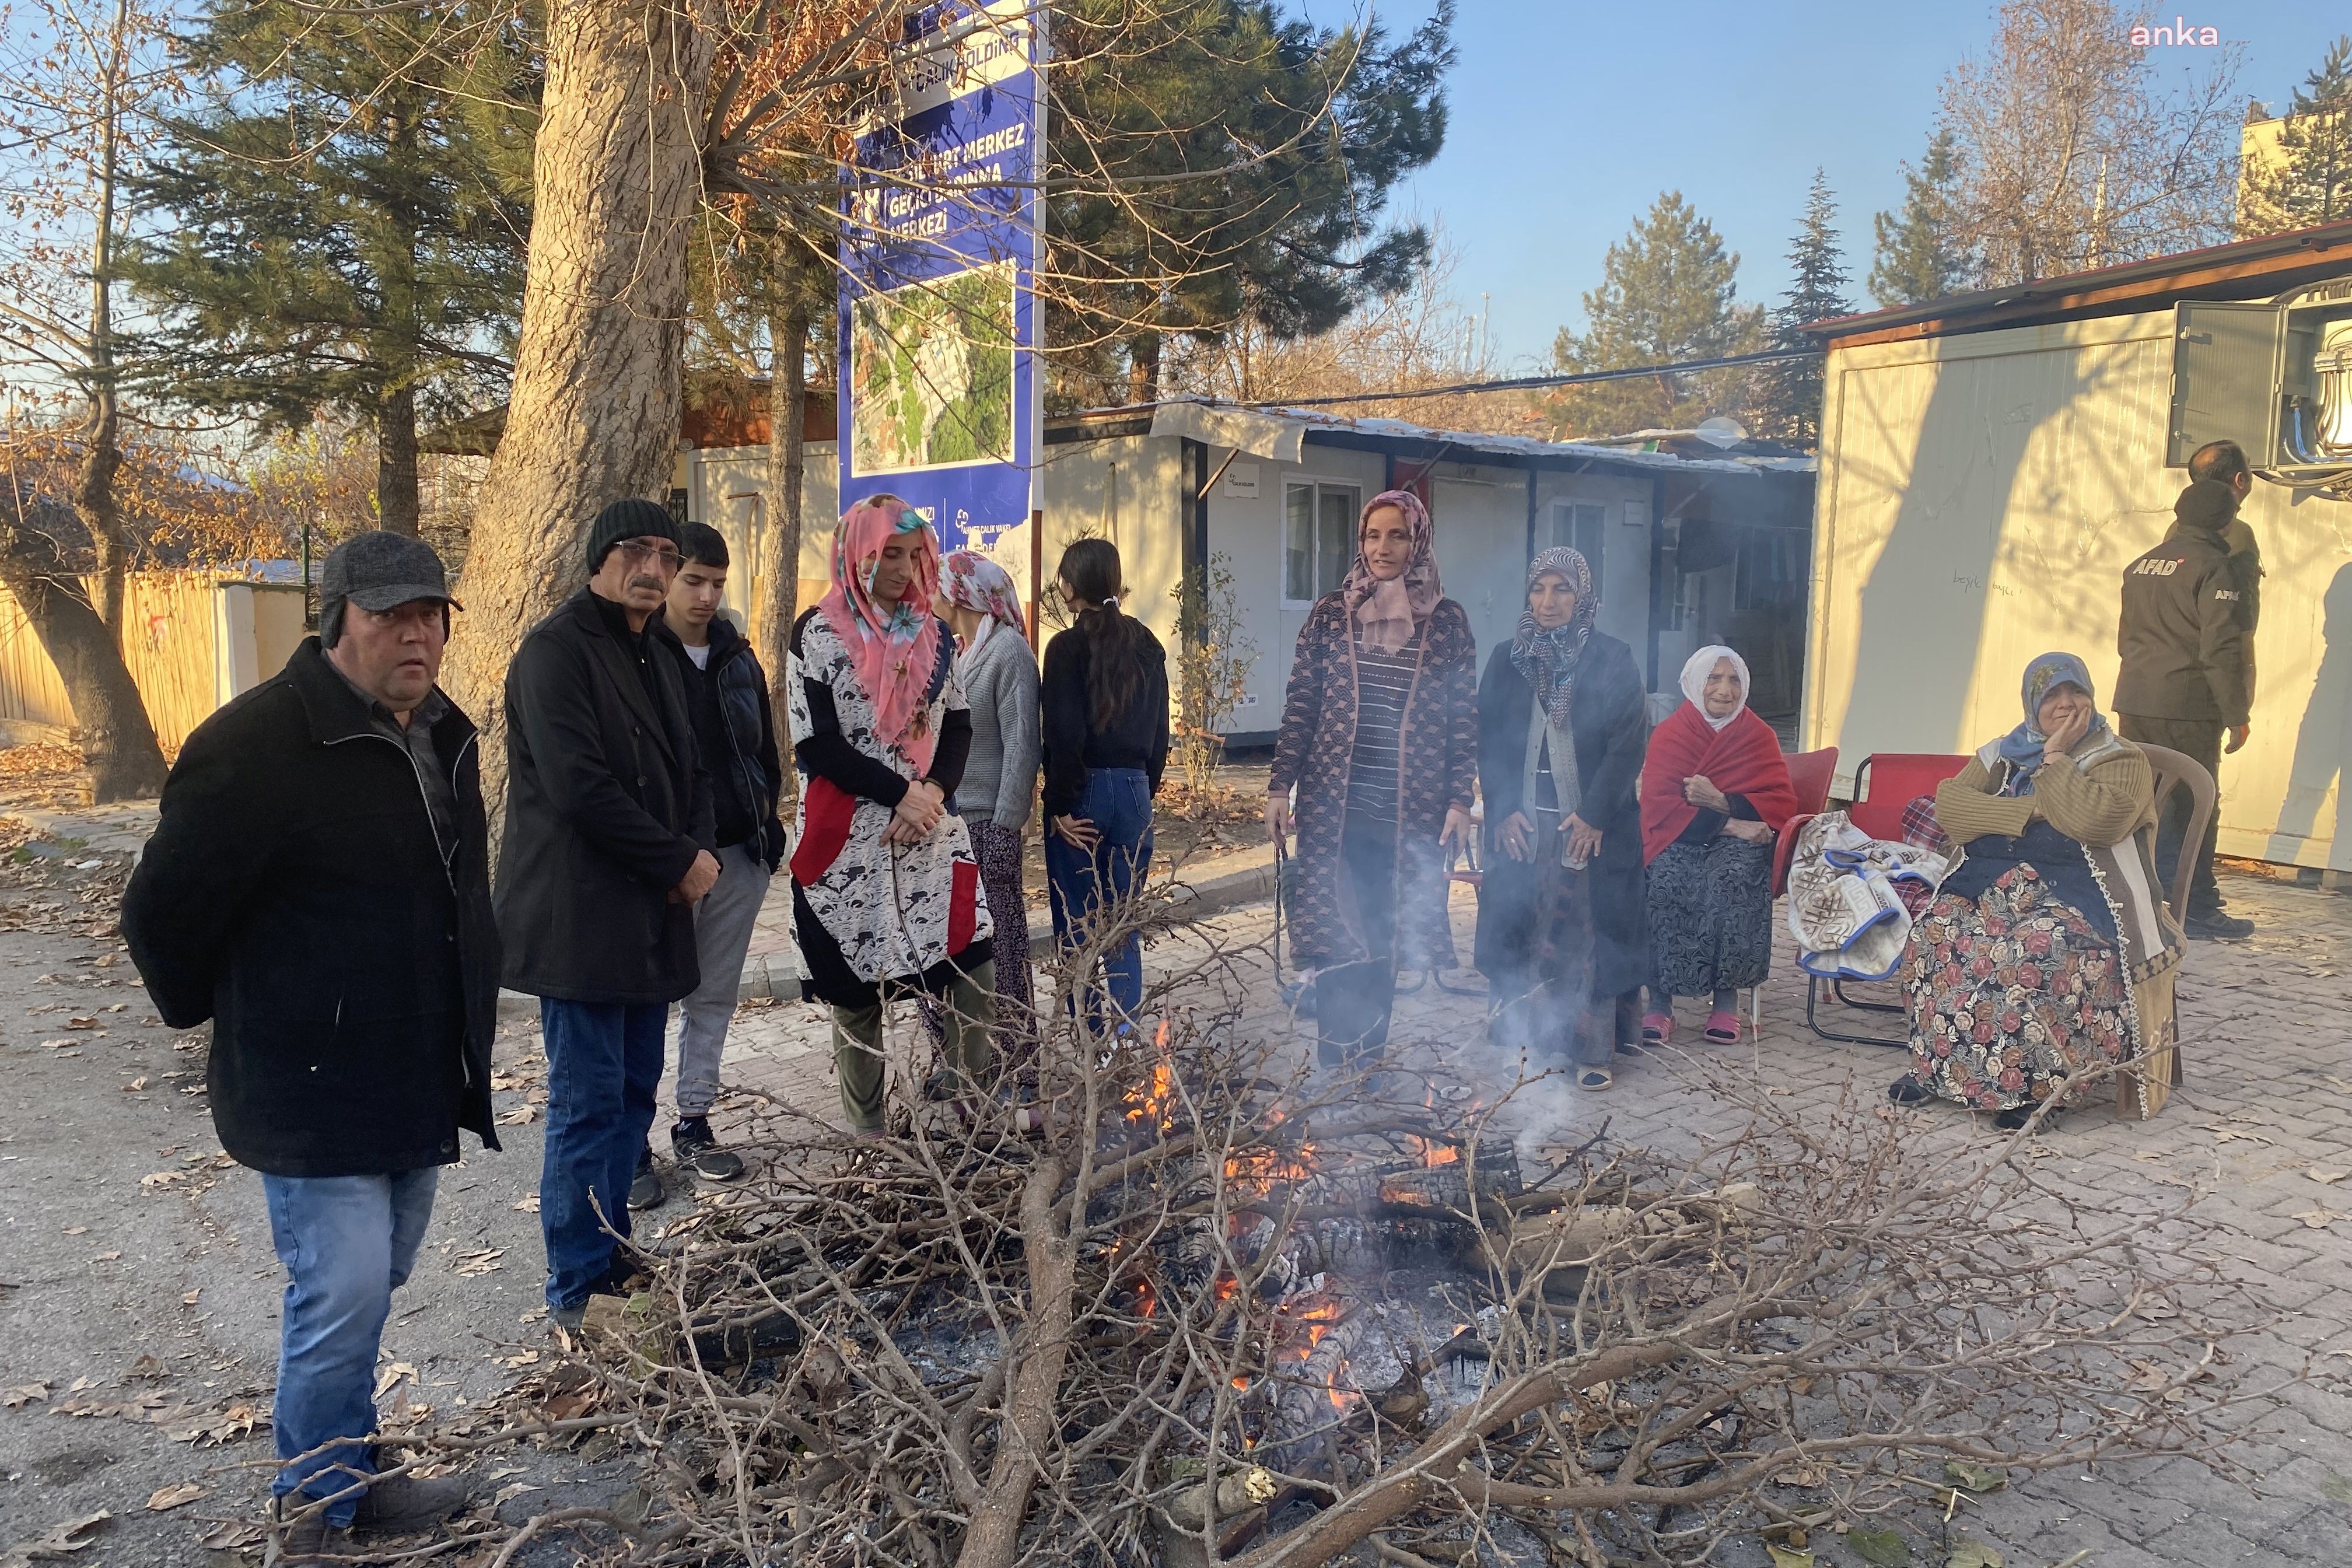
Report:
586,497,680,573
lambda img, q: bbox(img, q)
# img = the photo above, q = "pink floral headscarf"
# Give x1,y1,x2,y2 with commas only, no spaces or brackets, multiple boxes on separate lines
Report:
1340,488,1442,655
818,495,944,772
939,548,1026,636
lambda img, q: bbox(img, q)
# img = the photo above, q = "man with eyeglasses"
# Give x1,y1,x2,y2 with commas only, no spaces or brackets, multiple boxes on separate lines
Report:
496,498,717,1331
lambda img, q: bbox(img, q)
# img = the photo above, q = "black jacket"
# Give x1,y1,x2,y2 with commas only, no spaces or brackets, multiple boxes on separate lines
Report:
497,588,715,1004
1040,621,1170,818
2115,480,2252,726
669,614,785,869
123,641,501,1178
1471,634,1651,1002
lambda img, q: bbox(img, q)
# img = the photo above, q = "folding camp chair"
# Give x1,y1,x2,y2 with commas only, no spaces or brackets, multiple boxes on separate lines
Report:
1800,751,1969,1047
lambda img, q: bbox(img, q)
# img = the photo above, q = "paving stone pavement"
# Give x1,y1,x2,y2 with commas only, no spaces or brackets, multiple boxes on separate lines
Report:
690,867,2352,1566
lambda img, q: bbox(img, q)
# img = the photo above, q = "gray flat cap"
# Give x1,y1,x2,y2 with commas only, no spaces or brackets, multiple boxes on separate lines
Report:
319,531,459,645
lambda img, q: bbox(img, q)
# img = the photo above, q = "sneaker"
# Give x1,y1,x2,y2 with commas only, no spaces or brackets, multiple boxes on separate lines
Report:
352,1472,472,1534
265,1496,349,1564
1887,1076,1934,1106
628,1146,665,1211
672,1117,744,1181
2183,909,2255,940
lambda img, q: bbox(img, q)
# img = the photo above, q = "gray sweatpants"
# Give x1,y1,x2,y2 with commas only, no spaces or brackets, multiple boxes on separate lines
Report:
672,841,772,1119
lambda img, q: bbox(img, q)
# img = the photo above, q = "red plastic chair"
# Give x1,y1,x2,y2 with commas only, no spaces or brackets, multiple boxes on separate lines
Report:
1800,751,1970,1048
1769,747,1841,900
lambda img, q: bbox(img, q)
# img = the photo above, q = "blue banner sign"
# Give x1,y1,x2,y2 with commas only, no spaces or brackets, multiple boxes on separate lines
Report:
838,1,1043,557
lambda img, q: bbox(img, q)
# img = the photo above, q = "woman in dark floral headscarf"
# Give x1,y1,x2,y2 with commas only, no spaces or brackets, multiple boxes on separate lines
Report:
1473,548,1651,1090
1266,489,1478,1068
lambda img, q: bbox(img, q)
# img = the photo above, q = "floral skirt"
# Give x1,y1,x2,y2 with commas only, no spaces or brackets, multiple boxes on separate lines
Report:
1901,866,2130,1112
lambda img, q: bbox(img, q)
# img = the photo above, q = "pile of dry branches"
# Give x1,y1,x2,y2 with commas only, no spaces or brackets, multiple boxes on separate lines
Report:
519,892,2269,1568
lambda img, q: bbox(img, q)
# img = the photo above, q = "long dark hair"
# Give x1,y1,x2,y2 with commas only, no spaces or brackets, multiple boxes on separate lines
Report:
1059,537,1152,730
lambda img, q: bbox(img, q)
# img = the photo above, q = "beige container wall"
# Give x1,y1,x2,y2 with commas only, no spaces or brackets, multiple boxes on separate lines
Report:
0,572,267,752
1805,307,2352,869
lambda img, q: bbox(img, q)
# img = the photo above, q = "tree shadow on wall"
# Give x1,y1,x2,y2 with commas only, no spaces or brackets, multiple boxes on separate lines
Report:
2266,560,2352,869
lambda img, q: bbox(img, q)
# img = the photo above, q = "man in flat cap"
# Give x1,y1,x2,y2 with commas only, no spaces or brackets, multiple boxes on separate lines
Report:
496,498,715,1331
125,531,495,1560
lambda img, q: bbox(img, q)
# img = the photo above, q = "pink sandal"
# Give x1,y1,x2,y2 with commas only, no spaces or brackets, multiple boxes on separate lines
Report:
1640,1012,1673,1045
1704,1010,1741,1044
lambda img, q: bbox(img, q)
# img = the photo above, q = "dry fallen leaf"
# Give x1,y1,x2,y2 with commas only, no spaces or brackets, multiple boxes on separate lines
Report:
144,1482,205,1512
373,1363,418,1399
454,1248,505,1278
1,1382,50,1408
92,1251,120,1262
120,1077,146,1093
124,1354,167,1381
493,1103,540,1126
2292,1209,2342,1230
137,1171,184,1192
180,1289,201,1306
2,1509,109,1559
60,1225,87,1236
512,1194,540,1213
2309,1167,2348,1185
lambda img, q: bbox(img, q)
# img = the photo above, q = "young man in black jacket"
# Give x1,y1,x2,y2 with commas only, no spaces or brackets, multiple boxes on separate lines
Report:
2116,473,2256,939
628,522,783,1202
497,499,716,1329
124,533,492,1559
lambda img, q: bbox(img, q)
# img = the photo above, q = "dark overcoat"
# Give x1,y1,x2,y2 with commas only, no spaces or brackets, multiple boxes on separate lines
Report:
497,588,714,1005
123,640,501,1177
1472,634,1650,1002
1268,594,1479,971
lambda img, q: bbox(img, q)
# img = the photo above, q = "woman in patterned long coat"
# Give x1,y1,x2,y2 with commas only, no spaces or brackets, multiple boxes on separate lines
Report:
787,495,996,1137
1265,490,1478,1066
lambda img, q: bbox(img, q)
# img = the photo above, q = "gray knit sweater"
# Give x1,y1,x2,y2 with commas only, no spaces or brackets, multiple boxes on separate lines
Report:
955,625,1041,828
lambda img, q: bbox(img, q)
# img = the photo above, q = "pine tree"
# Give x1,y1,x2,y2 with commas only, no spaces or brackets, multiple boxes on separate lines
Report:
1869,128,1973,304
2242,35,2352,235
1048,0,1454,407
125,1,535,535
1541,192,1765,439
1750,171,1853,448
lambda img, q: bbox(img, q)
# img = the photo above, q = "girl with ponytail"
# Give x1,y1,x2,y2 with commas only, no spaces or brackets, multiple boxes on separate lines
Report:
1040,537,1170,1030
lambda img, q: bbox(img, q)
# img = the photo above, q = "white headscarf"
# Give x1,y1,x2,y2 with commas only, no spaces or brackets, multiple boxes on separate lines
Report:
1679,645,1751,733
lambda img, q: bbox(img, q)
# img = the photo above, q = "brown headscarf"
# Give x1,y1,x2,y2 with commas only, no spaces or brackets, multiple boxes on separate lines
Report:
1340,488,1442,655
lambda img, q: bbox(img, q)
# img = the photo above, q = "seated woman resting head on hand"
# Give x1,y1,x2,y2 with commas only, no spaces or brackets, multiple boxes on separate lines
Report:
1892,653,2185,1132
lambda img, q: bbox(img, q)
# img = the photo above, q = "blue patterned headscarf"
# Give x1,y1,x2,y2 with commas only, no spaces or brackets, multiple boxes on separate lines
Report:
1995,651,2109,796
1511,547,1598,733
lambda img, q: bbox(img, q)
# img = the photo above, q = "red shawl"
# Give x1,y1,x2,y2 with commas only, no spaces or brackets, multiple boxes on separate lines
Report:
1639,704,1799,864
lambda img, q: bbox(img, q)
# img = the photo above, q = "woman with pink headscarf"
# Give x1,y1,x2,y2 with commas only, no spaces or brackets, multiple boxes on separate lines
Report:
1266,489,1479,1069
786,495,998,1138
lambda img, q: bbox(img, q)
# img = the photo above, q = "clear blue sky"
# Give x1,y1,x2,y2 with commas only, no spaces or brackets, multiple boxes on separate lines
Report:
1342,0,2352,368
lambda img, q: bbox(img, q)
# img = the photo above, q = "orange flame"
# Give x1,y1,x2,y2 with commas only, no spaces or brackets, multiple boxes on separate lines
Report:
1404,1134,1461,1168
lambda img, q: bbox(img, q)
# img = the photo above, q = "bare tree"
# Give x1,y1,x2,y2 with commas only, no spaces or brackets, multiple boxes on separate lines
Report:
0,0,177,797
1938,0,2241,286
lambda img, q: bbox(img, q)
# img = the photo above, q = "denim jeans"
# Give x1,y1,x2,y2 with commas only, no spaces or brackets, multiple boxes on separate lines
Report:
262,1169,438,1526
1045,767,1154,1028
540,999,664,1309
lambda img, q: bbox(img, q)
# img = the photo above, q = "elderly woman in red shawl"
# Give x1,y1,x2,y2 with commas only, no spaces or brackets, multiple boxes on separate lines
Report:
786,495,998,1138
1266,490,1478,1068
1638,646,1797,1045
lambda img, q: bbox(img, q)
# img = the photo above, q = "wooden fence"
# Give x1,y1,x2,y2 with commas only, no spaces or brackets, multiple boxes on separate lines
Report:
0,573,306,752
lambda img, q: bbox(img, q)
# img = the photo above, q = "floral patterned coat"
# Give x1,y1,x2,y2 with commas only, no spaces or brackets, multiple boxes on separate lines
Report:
1269,595,1479,971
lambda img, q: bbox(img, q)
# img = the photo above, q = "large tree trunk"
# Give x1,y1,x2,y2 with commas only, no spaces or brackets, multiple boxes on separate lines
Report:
73,386,128,638
760,286,809,810
439,0,719,818
377,383,421,537
0,564,166,802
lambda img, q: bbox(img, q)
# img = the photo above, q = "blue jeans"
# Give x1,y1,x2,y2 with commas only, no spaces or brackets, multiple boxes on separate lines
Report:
540,999,664,1310
1045,767,1154,1028
263,1170,438,1525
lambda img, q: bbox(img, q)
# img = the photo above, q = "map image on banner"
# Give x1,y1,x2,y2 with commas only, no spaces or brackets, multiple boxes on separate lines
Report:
849,262,1016,474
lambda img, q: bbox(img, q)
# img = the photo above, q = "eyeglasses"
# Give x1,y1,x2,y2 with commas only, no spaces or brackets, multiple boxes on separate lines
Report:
619,541,683,571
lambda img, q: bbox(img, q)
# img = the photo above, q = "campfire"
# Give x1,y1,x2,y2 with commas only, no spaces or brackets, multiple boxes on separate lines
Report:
547,891,2264,1568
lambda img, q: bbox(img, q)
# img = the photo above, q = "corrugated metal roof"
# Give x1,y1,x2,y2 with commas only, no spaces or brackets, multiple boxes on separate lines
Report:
1058,398,1815,477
